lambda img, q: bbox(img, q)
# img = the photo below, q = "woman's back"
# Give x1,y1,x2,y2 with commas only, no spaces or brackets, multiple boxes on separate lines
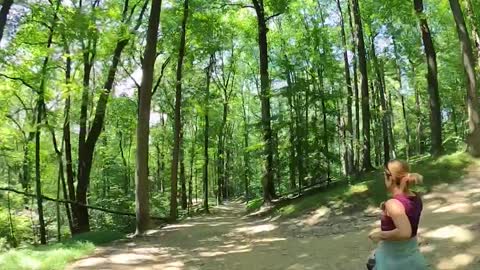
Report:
381,194,423,238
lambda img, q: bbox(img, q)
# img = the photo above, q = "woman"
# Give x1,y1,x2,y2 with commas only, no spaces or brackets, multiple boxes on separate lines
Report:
367,160,428,270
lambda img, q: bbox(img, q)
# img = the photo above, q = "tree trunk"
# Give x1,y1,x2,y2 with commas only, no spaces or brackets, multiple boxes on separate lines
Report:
371,82,381,166
73,0,148,234
449,0,480,156
203,55,214,213
34,0,61,244
241,87,251,200
410,60,424,154
414,0,443,157
155,143,162,192
135,0,161,235
317,69,331,181
63,43,76,232
188,121,197,210
0,0,13,42
351,0,373,171
337,0,355,175
118,131,130,194
465,0,480,70
401,95,411,160
370,35,390,165
170,0,188,220
58,40,75,234
180,127,188,210
7,168,17,247
452,106,459,137
347,0,361,172
252,0,276,203
35,100,47,245
295,94,306,189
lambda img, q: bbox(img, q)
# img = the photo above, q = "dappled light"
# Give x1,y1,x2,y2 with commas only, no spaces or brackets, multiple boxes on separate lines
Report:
437,254,475,270
301,207,330,226
62,169,480,270
234,224,278,234
433,203,472,214
423,225,475,243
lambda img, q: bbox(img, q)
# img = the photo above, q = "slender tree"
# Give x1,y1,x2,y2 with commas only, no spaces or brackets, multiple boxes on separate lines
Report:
252,0,276,203
170,0,189,220
449,0,480,156
350,0,373,171
203,55,214,213
413,0,443,157
336,0,354,175
135,0,162,235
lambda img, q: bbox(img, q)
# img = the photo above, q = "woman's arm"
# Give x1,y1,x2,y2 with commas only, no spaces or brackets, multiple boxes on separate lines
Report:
369,199,412,242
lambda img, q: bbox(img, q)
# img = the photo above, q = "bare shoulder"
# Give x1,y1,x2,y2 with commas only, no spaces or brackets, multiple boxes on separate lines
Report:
385,199,406,216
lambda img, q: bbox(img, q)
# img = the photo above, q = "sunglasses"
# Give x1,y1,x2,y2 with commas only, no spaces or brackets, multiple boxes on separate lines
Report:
384,164,392,177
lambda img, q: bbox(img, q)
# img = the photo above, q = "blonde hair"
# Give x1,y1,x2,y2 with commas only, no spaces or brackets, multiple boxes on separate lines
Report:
386,160,423,191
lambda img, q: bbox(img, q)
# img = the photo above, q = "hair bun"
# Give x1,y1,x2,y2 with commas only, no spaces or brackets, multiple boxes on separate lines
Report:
408,173,423,185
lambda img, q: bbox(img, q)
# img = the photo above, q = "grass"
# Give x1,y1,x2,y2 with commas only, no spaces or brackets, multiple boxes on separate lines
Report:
0,231,124,270
254,151,479,219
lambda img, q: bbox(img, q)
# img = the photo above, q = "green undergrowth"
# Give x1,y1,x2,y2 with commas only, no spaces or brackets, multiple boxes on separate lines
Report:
251,151,478,219
0,231,124,270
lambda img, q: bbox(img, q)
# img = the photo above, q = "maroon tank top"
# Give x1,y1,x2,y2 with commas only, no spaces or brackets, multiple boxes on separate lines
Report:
381,193,423,237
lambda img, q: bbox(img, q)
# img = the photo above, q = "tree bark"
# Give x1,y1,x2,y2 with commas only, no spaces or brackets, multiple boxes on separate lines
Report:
449,0,480,156
336,0,355,175
188,120,197,210
135,0,161,235
252,0,276,203
350,0,373,171
370,35,390,165
73,0,148,233
465,0,480,70
170,0,188,220
241,87,251,200
0,0,13,42
414,0,443,157
62,42,76,231
203,55,214,213
34,0,61,244
180,127,188,210
347,0,361,172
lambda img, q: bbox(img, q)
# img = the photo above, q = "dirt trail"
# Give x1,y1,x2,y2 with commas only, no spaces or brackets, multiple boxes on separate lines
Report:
68,168,480,270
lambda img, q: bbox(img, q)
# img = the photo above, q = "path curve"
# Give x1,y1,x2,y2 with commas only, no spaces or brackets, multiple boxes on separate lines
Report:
68,169,480,270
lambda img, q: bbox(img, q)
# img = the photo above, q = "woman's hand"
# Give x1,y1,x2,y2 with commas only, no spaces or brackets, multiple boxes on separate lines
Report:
369,231,383,243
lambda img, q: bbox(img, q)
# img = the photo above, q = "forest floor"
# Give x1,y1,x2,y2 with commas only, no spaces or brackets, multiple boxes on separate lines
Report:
67,165,480,270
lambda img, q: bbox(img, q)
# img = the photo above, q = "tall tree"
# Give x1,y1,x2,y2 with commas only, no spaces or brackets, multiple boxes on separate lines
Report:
370,34,390,165
135,0,162,235
347,0,361,172
252,0,276,203
203,55,214,213
170,0,189,220
449,0,480,156
336,0,354,175
413,0,443,157
350,0,373,171
73,0,148,233
33,0,61,244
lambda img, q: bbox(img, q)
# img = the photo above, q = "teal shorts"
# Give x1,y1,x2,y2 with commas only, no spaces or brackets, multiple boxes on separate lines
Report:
374,238,429,270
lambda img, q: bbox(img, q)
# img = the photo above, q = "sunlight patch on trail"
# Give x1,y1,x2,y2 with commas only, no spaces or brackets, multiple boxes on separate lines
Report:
433,203,472,214
301,207,330,226
234,224,278,234
110,253,155,264
423,225,475,243
437,253,475,270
